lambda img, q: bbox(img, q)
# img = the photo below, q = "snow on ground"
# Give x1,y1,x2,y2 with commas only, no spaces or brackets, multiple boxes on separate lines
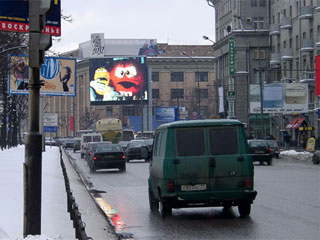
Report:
280,150,313,161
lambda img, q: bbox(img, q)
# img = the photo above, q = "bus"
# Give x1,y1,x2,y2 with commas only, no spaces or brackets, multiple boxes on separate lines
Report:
92,118,123,143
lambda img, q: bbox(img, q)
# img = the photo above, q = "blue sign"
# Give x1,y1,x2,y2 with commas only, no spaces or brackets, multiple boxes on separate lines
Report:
44,126,57,132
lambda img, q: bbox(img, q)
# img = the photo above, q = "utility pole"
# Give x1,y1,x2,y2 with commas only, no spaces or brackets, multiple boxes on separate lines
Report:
24,0,52,236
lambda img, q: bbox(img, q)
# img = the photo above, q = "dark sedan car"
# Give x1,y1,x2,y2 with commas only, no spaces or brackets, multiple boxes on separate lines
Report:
88,143,126,173
266,140,280,158
125,140,149,162
248,139,273,165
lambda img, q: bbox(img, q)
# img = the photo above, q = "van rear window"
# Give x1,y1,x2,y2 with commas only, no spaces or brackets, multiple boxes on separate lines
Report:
93,135,101,142
176,128,205,156
209,128,238,155
83,136,91,142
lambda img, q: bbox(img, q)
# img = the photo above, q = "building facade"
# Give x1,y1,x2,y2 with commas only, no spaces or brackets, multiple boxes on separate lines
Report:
208,0,320,145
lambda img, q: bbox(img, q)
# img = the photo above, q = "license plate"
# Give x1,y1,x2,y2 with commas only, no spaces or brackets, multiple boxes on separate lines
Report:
255,150,264,154
181,184,207,191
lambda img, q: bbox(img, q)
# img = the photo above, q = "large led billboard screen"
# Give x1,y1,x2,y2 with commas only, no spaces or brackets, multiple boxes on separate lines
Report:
9,55,76,96
89,57,148,105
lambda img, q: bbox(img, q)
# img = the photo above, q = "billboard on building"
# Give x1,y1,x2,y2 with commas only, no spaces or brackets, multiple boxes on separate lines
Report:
250,83,308,114
89,57,148,105
0,0,61,36
79,38,163,59
9,55,76,96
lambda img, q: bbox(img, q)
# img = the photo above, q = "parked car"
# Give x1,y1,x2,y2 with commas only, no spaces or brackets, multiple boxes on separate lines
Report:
125,140,149,162
148,119,257,218
247,139,273,165
88,143,126,173
45,137,56,146
312,151,320,164
266,140,280,158
73,138,81,152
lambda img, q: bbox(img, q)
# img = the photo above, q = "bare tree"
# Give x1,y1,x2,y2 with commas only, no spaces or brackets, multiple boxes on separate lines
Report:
79,107,99,130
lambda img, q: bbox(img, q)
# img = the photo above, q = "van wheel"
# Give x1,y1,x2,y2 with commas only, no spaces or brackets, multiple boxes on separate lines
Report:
159,197,172,218
238,202,251,217
148,188,159,212
120,164,126,172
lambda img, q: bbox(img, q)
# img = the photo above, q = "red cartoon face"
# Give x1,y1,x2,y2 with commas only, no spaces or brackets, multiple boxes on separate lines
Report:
110,62,144,97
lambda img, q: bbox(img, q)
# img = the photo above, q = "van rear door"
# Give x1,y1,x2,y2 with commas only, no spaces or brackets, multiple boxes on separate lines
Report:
208,126,244,199
174,127,210,200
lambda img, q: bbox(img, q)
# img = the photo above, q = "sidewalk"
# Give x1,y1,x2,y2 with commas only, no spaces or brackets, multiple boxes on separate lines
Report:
0,145,117,240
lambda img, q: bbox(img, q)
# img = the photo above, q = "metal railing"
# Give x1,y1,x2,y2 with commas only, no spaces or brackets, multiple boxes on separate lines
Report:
60,147,92,240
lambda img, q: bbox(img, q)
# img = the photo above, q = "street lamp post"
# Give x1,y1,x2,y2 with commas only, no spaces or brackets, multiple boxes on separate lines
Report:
182,52,201,119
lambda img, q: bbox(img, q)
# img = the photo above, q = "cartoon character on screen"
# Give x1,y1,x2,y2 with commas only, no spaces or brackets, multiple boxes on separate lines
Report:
109,61,145,100
90,67,119,101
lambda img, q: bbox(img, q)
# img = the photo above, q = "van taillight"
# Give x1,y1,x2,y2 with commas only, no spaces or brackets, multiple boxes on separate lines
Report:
94,156,97,160
167,180,175,192
122,155,126,159
245,176,252,188
269,148,273,154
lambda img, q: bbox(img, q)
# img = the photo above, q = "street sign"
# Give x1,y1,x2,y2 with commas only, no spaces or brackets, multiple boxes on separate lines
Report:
227,91,235,97
229,38,235,76
43,126,57,132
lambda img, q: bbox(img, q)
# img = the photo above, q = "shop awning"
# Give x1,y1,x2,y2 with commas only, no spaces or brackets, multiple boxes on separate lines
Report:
286,117,305,129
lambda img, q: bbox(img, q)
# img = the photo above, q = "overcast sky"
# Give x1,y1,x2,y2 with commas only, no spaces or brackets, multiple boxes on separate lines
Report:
51,0,216,53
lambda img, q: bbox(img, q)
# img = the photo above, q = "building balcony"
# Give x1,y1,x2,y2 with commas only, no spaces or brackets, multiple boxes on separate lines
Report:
301,39,314,52
317,0,320,11
299,6,313,19
281,48,293,61
317,33,320,47
280,17,292,29
269,24,280,35
299,71,315,84
270,53,281,66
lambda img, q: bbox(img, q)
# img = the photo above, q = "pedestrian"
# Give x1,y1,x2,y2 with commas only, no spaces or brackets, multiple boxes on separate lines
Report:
283,131,290,149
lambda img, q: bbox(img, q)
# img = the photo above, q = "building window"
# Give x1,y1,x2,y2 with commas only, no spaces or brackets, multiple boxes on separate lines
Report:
290,5,293,17
253,49,265,59
310,29,313,38
152,72,159,82
251,0,257,7
171,72,184,82
289,38,292,48
152,89,159,99
106,107,113,117
195,89,209,99
171,89,184,99
253,69,266,84
122,106,136,116
295,35,299,50
283,40,287,49
303,32,306,39
260,0,265,7
253,17,264,29
195,72,208,82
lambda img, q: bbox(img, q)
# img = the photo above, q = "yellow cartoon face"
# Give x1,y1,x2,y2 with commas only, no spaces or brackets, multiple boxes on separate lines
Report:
91,68,110,95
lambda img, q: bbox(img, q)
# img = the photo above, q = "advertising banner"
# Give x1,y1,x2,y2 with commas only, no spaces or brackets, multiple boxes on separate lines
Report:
0,0,61,36
250,83,308,114
155,107,176,123
79,38,164,59
89,57,148,105
9,55,76,96
316,55,320,96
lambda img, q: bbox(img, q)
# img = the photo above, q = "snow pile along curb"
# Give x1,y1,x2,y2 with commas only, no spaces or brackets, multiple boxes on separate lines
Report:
280,150,313,161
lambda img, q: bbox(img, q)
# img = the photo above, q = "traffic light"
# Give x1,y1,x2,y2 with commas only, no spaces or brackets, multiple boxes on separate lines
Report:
29,0,53,67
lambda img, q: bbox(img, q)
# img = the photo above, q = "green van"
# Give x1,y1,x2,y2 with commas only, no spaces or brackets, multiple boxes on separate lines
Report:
148,119,257,218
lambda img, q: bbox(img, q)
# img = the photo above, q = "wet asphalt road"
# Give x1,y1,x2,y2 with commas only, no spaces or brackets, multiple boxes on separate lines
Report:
69,151,320,240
